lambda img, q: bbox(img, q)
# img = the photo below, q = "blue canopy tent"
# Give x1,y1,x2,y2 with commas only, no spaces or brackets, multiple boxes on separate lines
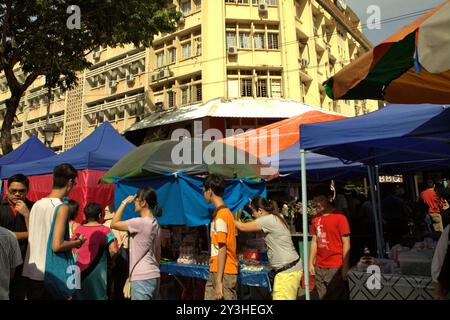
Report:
0,135,55,195
0,135,55,176
1,122,135,178
114,173,267,227
267,142,367,181
297,104,450,299
1,122,135,222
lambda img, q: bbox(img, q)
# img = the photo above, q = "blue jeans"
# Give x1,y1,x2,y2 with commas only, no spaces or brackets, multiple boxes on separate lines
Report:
131,278,160,300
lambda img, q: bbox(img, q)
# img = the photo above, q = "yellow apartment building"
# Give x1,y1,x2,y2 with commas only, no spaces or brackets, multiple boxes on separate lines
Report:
0,0,378,153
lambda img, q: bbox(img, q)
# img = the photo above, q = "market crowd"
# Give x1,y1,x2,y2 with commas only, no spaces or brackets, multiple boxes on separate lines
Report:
1,164,449,300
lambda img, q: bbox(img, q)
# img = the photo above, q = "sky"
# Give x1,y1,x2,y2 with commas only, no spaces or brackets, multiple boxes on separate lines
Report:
346,0,443,45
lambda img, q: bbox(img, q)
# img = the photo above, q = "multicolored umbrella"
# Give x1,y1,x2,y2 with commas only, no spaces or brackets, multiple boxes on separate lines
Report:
101,139,276,183
324,0,450,104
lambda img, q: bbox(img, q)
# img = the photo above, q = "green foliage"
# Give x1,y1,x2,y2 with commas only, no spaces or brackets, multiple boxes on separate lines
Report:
0,0,181,153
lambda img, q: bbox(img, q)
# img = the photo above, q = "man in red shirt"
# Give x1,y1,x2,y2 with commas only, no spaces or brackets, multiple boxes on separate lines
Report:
309,184,351,300
421,180,444,232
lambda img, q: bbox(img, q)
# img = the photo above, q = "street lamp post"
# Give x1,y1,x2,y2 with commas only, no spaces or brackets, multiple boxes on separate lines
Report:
42,82,58,147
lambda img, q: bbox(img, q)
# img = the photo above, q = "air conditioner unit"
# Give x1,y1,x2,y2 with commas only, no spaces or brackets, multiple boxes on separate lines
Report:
155,95,164,104
300,59,309,69
109,80,117,88
126,74,135,83
158,68,171,80
258,3,268,12
227,46,238,56
93,51,101,60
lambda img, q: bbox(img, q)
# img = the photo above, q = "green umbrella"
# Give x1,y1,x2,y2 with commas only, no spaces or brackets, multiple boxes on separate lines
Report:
102,139,276,183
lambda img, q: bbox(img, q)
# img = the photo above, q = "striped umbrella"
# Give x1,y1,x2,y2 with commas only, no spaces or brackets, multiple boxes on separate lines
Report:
324,0,450,104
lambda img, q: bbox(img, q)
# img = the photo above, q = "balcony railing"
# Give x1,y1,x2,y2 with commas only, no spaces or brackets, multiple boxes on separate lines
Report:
316,0,371,49
24,114,64,131
84,93,145,115
86,50,146,79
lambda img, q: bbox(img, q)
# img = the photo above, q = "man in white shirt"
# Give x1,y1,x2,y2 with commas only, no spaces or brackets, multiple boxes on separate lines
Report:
431,224,450,299
22,163,81,300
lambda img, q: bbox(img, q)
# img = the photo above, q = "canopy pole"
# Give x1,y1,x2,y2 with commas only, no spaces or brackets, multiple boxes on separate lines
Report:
300,149,310,300
374,165,385,256
367,166,383,258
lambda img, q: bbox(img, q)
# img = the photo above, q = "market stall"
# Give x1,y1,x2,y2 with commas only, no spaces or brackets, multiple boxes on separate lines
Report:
1,122,135,221
0,135,55,196
349,239,437,300
102,139,274,299
299,103,450,299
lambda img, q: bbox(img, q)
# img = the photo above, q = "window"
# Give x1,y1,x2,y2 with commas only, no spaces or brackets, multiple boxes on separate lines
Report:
181,1,191,15
226,31,237,49
194,0,201,10
254,33,265,49
156,51,165,68
182,86,191,104
256,79,268,97
194,84,202,102
168,91,176,108
239,32,251,49
266,0,278,5
238,0,249,3
241,78,253,97
168,47,176,64
182,42,192,59
267,33,279,49
271,79,282,98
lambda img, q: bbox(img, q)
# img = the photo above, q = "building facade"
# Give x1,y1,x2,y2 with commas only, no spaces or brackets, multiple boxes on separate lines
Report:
0,0,378,153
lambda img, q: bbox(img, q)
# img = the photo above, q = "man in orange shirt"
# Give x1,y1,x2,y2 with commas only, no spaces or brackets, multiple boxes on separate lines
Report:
203,174,238,300
421,180,444,232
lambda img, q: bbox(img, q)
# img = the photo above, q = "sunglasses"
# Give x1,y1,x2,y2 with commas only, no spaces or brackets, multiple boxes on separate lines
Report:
9,189,26,194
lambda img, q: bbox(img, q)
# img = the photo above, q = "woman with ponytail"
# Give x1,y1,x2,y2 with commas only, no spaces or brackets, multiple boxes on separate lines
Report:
111,187,162,300
235,196,303,300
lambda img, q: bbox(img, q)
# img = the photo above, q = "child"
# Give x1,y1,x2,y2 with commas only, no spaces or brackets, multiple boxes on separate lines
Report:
71,203,118,300
67,199,80,239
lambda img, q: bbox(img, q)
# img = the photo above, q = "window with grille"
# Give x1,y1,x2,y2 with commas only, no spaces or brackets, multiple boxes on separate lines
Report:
241,78,253,97
156,52,164,68
182,42,192,59
168,91,176,108
256,79,268,97
168,48,176,64
181,1,191,15
182,86,191,104
226,32,237,49
239,32,251,49
267,33,279,49
194,84,202,102
266,0,277,5
254,33,265,49
271,79,282,98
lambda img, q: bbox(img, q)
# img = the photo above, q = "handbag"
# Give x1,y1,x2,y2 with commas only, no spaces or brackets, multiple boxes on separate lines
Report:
123,231,155,299
44,204,76,300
